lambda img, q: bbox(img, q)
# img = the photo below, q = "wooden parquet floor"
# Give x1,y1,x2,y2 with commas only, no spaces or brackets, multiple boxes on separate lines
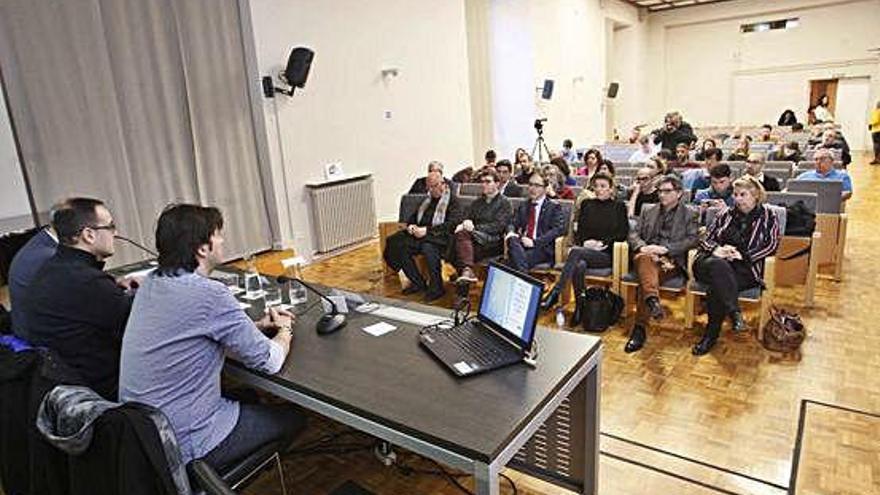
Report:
232,153,880,494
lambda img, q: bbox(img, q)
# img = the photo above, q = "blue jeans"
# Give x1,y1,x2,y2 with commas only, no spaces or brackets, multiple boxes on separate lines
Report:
199,403,306,471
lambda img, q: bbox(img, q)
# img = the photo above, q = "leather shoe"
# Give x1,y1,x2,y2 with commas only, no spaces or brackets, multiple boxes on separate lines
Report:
570,301,583,327
730,311,746,333
424,289,445,302
402,284,425,295
646,296,664,321
692,334,718,356
624,325,646,353
540,287,561,311
456,267,478,284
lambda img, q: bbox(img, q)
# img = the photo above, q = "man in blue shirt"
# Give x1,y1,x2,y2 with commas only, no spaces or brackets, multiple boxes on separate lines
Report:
8,225,58,336
119,204,304,470
795,148,853,202
694,162,735,209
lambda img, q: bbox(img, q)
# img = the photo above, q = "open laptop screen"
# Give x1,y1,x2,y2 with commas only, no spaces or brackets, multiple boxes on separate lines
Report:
478,262,543,350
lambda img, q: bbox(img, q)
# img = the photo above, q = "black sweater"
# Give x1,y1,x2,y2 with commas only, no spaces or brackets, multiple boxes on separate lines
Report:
574,199,630,252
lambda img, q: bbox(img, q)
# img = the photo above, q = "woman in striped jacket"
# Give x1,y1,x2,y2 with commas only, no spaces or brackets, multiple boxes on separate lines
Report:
691,175,780,356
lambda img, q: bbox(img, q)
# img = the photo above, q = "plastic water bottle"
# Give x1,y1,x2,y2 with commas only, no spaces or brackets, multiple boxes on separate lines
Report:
555,308,566,328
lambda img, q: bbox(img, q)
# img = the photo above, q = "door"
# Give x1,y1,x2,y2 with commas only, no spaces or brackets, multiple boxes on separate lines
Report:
810,79,838,115
835,77,872,151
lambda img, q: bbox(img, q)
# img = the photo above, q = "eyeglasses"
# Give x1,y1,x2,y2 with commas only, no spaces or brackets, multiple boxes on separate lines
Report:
88,222,117,231
746,160,760,164
636,176,649,182
528,182,546,187
480,179,495,184
657,188,678,194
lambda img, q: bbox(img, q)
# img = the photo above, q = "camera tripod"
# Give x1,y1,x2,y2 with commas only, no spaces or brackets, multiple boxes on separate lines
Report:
531,120,552,164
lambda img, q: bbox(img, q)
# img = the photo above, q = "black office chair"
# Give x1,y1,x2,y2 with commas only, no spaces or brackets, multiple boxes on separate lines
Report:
191,438,289,495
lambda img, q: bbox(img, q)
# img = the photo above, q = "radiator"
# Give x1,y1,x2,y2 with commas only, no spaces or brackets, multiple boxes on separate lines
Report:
308,175,377,253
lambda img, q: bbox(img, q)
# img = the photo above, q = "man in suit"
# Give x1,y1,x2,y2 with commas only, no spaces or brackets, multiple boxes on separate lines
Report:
385,172,459,301
744,153,780,192
625,175,700,353
504,171,566,273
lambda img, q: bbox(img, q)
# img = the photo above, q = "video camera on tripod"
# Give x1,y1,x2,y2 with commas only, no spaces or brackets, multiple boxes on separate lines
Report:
531,118,550,162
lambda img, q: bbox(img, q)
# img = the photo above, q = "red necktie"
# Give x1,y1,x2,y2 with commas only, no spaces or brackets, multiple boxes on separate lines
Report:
526,202,537,239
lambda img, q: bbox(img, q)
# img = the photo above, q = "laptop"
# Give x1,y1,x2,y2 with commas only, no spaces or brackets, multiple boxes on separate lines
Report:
419,262,544,377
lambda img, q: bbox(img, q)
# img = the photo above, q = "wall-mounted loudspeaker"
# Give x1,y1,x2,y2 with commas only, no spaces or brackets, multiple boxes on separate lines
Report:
284,47,314,88
541,79,554,100
607,82,619,99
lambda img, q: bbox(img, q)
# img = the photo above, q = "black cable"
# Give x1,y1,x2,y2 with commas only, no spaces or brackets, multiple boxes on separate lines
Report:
499,473,518,495
114,234,158,257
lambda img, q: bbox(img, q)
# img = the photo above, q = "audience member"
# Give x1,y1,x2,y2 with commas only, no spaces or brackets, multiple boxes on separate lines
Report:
813,95,834,123
484,149,497,168
652,111,697,151
21,197,134,399
495,160,523,197
452,170,512,285
119,204,305,468
778,109,798,126
514,148,531,176
540,174,628,325
791,122,805,132
691,176,779,355
504,172,566,273
744,153,780,192
550,156,577,186
757,124,776,143
8,202,64,335
577,149,603,178
694,138,717,161
625,175,699,353
628,134,657,163
514,150,537,185
597,160,628,199
627,166,660,218
408,160,450,194
384,172,459,301
727,135,751,161
561,139,577,164
627,126,642,144
544,164,576,200
682,148,721,192
871,100,880,165
771,141,804,163
673,142,699,168
795,148,853,202
694,163,735,209
816,129,852,166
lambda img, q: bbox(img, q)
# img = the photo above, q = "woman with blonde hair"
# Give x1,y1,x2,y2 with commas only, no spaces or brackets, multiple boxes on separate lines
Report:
691,175,779,355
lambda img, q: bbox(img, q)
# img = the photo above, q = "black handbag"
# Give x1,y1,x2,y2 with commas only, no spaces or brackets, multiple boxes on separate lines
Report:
577,287,624,332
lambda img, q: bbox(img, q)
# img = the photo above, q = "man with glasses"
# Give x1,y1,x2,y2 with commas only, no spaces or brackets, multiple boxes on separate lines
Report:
453,170,512,284
625,176,699,353
504,172,566,273
626,167,660,218
744,153,780,192
385,172,459,301
408,160,451,194
20,197,134,399
795,148,853,202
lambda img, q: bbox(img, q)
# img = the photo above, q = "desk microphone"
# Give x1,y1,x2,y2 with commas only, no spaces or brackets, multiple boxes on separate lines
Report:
114,235,158,257
276,275,346,335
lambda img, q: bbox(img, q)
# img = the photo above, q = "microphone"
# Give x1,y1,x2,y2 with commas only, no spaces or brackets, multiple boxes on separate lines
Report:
277,275,346,335
114,234,158,257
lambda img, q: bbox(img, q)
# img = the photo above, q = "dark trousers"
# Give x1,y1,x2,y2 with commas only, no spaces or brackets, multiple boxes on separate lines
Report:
199,403,306,471
693,255,759,332
873,132,880,160
506,236,554,273
383,231,444,292
556,247,612,294
453,230,501,270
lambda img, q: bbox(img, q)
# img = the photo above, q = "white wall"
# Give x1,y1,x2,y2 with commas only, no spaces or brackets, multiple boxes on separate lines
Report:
248,0,475,258
485,0,643,156
0,85,33,231
643,0,880,133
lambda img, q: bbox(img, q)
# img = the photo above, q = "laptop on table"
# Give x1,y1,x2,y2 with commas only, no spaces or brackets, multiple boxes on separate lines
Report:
419,262,544,377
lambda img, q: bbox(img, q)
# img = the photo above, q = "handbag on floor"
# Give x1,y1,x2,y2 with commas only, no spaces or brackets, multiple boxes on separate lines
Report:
762,306,806,352
577,287,623,332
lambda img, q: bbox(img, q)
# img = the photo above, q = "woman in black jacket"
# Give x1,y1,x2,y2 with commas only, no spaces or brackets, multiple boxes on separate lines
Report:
691,175,780,355
540,174,629,325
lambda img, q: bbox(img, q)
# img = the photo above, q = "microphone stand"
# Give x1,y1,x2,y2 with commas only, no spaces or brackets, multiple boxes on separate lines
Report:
114,235,158,257
277,276,346,335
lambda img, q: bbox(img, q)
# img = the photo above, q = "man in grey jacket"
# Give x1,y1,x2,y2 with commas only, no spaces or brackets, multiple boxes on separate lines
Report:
625,175,699,353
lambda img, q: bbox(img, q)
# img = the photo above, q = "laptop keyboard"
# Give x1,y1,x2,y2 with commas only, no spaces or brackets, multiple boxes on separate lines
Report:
441,321,515,367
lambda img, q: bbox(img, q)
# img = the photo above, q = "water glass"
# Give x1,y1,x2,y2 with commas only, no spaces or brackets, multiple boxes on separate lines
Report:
264,286,282,308
289,280,308,305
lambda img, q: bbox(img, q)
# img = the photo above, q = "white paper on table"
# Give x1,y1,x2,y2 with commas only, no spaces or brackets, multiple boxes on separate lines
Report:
240,290,265,300
362,322,397,337
238,302,252,310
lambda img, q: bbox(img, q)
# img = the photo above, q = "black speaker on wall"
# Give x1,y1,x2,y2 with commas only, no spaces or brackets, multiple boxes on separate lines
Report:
607,82,619,99
541,79,554,100
284,47,314,88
